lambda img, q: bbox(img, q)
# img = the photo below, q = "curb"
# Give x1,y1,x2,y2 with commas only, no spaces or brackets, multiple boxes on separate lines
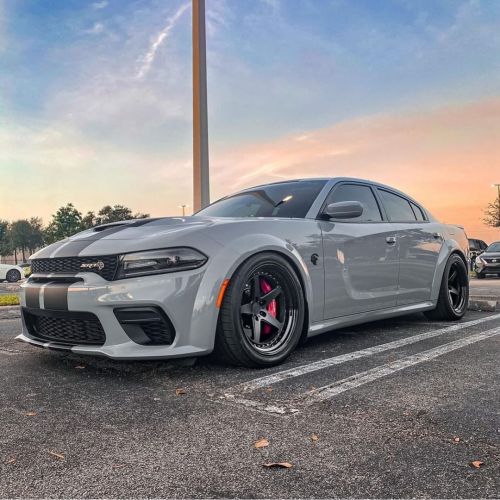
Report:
468,297,499,312
0,305,21,320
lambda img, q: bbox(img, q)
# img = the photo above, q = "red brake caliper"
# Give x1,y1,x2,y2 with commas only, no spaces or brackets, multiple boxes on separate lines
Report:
260,277,277,334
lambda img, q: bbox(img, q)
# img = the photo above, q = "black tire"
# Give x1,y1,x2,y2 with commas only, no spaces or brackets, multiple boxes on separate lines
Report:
6,269,21,283
425,254,469,321
214,252,305,368
476,272,485,280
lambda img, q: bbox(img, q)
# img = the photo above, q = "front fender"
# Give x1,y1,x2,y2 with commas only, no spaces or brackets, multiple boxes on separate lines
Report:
189,232,320,353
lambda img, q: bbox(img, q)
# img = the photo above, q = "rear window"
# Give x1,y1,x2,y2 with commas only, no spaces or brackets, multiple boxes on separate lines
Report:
378,190,417,222
197,180,327,218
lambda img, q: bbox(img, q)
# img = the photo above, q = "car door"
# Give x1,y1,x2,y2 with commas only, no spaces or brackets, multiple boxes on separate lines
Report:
376,189,442,306
319,182,400,319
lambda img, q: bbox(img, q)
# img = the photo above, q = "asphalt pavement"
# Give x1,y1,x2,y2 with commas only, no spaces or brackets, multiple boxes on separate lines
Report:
0,309,499,498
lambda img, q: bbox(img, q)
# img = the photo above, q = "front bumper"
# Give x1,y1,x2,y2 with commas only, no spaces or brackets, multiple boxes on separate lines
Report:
16,269,216,359
476,260,500,275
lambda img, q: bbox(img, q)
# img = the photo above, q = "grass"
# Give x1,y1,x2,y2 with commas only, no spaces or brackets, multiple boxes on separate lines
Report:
0,294,20,306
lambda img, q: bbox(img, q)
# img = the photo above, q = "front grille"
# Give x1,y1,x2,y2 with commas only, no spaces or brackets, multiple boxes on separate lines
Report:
23,309,106,346
31,255,118,281
484,258,500,264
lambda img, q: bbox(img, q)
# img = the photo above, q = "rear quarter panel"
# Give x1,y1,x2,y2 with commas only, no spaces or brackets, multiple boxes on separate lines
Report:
430,224,469,301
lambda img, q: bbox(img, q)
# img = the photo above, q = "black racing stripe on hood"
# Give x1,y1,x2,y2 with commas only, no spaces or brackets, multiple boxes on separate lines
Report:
52,218,168,258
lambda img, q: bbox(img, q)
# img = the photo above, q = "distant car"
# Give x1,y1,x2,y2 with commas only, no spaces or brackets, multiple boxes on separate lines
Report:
468,238,488,268
475,242,500,279
0,264,24,283
18,178,470,367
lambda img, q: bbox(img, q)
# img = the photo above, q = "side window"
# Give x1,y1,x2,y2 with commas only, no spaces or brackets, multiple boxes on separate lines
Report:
326,184,382,222
410,202,426,221
378,190,417,222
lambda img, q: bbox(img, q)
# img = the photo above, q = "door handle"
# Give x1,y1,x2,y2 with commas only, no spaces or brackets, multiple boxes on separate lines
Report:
386,236,397,245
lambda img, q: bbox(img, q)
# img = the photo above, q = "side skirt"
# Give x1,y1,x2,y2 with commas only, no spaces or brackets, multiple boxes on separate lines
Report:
308,301,436,338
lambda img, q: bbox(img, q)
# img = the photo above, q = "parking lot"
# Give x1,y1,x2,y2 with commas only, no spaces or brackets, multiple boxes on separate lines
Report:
1,304,499,498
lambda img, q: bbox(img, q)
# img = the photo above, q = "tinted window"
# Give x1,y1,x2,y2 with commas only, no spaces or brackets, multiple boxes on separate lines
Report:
486,242,500,252
378,190,417,222
469,239,479,250
410,202,426,221
326,184,382,222
197,180,326,218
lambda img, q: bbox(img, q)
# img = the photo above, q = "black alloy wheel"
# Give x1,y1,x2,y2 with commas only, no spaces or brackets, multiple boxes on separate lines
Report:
425,254,469,321
215,253,305,367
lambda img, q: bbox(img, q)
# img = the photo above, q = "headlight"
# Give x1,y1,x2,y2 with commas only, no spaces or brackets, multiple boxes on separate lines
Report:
116,248,207,279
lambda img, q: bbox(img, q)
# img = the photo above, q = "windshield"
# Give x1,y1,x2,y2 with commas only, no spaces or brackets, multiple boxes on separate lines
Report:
486,242,500,253
197,180,327,218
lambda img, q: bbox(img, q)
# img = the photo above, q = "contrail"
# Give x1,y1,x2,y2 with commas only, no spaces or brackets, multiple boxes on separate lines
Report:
136,2,190,80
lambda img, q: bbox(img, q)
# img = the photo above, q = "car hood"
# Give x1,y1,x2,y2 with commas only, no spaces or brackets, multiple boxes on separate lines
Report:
31,216,254,259
481,252,500,259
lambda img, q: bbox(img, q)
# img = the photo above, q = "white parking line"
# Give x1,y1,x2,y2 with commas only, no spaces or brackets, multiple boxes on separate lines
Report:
302,326,500,405
219,325,500,415
232,313,500,393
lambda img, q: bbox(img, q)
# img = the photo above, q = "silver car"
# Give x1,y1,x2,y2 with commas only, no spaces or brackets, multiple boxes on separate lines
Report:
17,178,469,367
475,241,500,279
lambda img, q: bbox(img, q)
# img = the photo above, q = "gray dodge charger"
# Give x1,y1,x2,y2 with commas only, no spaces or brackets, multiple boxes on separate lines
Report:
18,178,470,367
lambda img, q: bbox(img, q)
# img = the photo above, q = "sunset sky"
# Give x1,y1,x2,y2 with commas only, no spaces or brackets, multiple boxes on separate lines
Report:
1,0,499,241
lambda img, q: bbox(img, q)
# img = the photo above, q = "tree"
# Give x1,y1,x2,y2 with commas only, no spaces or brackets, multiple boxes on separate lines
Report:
81,205,149,228
10,219,33,262
45,203,83,244
26,217,45,254
94,205,149,226
81,211,97,230
483,198,500,228
0,220,13,260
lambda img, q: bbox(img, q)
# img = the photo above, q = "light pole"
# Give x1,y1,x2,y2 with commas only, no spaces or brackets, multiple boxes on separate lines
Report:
178,204,189,217
192,0,210,212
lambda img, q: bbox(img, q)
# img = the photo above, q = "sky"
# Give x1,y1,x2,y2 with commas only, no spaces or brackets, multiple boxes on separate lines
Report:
1,0,500,241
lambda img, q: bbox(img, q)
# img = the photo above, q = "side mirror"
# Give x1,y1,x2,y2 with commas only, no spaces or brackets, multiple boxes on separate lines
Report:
324,201,364,219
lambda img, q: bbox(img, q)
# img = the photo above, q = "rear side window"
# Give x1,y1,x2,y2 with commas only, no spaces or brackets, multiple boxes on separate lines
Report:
326,184,382,222
410,202,426,221
378,190,417,222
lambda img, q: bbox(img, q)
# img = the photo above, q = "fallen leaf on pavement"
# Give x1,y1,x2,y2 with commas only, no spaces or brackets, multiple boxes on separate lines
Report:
175,388,186,396
48,451,65,460
470,460,484,469
263,462,293,469
6,457,16,465
26,412,37,417
265,387,273,393
453,437,460,443
255,438,269,449
311,433,319,442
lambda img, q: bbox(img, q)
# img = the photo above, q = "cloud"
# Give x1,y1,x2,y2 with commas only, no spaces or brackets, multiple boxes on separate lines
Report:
210,97,500,240
92,1,108,9
136,2,190,80
84,22,105,35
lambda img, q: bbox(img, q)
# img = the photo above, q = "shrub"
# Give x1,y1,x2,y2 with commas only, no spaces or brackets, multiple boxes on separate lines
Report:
0,294,20,306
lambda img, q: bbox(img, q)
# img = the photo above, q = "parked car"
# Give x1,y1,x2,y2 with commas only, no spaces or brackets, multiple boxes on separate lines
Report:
468,238,488,269
17,178,469,367
0,263,24,283
475,241,500,279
